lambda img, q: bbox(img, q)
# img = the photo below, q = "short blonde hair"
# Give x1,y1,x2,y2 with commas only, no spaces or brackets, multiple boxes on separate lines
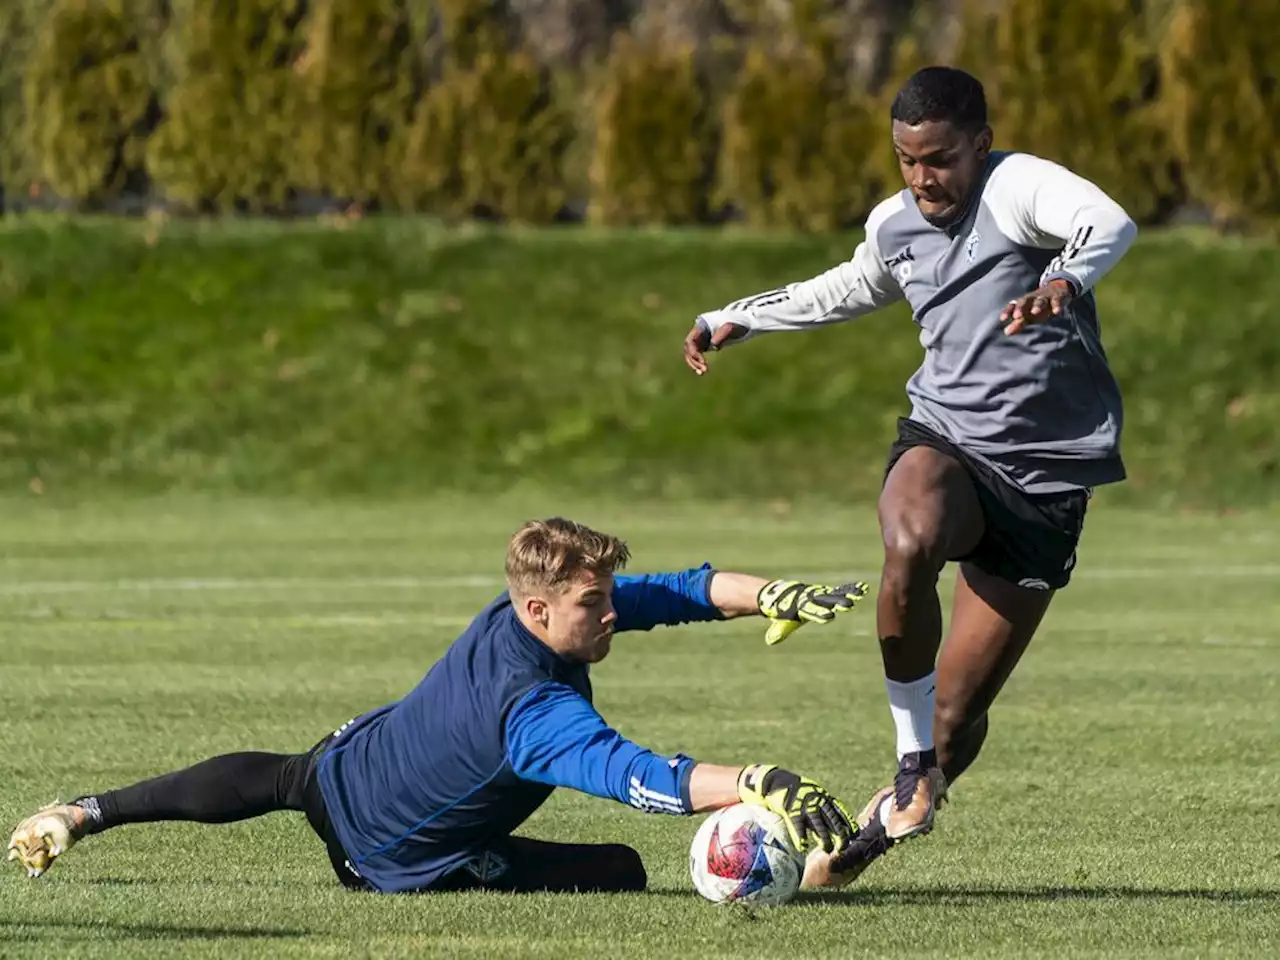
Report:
505,518,630,598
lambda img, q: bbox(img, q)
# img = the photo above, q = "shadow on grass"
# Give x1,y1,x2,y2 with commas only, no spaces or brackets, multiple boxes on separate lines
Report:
791,885,1280,906
631,885,1280,906
0,917,307,942
82,876,325,890
77,882,1277,906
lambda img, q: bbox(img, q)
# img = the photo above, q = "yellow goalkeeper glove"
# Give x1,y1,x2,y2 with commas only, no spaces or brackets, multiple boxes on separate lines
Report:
757,579,869,646
737,764,857,854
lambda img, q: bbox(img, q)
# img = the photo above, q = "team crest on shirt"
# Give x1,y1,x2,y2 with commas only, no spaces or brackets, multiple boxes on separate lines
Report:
964,230,982,264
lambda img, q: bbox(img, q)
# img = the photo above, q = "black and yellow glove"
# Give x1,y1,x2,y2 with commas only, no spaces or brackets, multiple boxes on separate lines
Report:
757,579,869,646
737,764,857,854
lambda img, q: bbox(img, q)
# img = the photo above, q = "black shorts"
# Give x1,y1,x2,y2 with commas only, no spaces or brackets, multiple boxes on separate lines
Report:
297,732,374,892
429,836,645,894
885,418,1089,591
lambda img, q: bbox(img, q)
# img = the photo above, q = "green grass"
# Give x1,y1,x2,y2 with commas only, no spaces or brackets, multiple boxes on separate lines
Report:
2,217,1279,504
2,494,1278,958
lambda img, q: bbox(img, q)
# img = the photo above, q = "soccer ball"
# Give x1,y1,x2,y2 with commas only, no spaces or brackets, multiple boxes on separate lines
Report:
688,804,805,906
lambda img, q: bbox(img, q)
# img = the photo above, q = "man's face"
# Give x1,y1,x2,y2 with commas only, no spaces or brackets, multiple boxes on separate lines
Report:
892,119,992,227
531,571,617,664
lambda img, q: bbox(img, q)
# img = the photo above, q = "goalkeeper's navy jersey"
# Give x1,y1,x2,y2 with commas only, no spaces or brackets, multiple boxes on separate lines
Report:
316,567,719,893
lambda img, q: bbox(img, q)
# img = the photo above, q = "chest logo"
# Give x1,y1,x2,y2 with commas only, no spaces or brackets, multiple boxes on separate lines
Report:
964,230,982,264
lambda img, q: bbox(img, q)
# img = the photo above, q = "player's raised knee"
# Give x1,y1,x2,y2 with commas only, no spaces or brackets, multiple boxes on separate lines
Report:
879,511,949,576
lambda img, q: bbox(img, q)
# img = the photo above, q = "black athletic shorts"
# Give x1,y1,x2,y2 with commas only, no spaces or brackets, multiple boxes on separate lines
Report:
297,732,374,892
884,417,1089,591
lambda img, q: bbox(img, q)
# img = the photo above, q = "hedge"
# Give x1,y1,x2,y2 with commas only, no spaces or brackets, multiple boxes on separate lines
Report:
587,33,712,225
0,0,1275,231
1159,0,1280,229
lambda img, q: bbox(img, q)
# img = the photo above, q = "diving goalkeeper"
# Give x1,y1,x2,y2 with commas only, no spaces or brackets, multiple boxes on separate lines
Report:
9,518,867,894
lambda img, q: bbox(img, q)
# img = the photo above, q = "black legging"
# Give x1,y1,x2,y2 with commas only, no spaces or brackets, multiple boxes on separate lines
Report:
86,750,315,828
431,836,646,893
77,743,646,893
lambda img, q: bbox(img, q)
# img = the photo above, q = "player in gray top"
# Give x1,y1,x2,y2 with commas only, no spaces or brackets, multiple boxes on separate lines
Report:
682,66,1137,887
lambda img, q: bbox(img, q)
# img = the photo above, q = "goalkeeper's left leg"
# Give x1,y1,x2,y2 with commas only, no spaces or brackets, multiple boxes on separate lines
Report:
430,836,646,893
8,742,327,878
77,750,315,828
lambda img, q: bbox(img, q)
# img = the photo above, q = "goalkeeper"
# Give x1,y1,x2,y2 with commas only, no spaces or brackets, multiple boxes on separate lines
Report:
9,517,867,894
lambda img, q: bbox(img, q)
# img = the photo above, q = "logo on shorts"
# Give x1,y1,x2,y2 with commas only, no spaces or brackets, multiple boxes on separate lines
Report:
463,850,509,882
333,718,356,738
1017,577,1051,591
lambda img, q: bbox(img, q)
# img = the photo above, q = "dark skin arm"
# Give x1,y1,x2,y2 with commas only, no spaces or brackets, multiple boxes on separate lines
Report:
682,320,746,375
1001,278,1076,335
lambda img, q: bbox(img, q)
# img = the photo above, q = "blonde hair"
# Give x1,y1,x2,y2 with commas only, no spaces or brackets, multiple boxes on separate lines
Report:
505,518,630,598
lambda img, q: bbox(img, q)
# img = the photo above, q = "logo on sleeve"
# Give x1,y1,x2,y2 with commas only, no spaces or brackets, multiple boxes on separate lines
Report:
885,246,914,284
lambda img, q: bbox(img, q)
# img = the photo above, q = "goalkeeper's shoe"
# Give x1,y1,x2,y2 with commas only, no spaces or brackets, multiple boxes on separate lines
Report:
7,802,88,878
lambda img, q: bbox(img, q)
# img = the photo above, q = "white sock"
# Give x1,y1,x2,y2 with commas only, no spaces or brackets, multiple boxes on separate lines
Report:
885,672,936,759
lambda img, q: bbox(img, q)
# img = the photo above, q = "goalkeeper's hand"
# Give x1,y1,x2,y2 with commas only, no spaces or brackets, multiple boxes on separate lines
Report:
757,579,869,645
737,764,857,854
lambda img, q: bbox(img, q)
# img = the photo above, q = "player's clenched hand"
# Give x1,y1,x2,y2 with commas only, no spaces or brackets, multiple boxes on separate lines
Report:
1001,279,1075,335
757,579,868,645
737,764,856,854
683,317,747,375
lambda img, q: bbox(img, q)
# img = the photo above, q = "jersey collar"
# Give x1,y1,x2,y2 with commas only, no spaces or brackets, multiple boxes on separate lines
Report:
505,604,583,678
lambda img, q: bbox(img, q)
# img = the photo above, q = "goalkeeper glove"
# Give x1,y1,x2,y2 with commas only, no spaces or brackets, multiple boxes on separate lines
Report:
757,579,869,646
737,764,857,854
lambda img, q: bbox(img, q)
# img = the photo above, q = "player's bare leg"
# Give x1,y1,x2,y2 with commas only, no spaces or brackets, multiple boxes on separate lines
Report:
805,561,1054,889
875,446,983,839
803,447,981,891
934,563,1053,783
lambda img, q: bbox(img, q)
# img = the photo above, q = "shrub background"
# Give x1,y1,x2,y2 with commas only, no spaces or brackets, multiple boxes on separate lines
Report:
0,0,1274,229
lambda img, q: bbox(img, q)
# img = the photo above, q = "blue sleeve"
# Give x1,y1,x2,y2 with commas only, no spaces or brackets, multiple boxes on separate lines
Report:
505,682,696,815
612,563,721,633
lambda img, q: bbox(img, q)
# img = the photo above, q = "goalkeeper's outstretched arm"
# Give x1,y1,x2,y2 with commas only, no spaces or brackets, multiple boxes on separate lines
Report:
505,682,856,853
611,566,867,639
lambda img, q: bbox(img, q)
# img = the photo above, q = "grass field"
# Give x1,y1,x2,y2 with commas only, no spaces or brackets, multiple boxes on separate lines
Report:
4,218,1279,504
2,495,1279,958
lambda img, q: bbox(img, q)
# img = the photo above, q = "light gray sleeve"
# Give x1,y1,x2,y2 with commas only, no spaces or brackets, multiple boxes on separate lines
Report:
695,198,905,343
987,153,1138,295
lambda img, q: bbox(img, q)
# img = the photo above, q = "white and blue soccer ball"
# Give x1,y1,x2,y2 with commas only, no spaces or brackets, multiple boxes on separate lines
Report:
689,803,805,906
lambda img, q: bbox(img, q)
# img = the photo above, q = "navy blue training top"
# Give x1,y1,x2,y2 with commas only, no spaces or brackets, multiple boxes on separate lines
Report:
317,566,719,892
